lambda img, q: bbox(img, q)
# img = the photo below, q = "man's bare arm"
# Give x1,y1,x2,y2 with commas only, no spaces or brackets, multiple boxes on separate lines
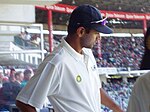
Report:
16,100,36,112
100,88,124,112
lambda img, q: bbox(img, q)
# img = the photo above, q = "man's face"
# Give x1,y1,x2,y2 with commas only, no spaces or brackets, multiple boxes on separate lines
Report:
80,29,100,48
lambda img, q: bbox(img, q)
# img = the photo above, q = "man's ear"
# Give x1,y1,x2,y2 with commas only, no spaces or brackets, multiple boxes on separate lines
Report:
76,27,85,37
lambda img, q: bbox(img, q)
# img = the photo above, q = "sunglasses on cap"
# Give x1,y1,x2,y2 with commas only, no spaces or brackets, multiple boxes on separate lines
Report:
77,17,107,26
90,17,107,25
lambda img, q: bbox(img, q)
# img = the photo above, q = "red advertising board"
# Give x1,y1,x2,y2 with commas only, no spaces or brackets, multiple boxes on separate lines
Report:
43,3,150,20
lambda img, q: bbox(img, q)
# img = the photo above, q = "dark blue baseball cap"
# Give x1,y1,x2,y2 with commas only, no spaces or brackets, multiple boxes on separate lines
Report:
68,4,113,34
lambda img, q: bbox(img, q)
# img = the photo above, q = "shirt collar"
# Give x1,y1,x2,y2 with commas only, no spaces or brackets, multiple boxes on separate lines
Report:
60,38,84,61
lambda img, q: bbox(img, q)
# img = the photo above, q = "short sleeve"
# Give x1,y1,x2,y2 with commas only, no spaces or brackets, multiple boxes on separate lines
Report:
16,62,60,109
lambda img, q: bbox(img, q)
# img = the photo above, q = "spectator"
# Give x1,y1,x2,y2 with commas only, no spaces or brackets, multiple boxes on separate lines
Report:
21,69,32,87
30,34,41,46
14,71,24,85
24,31,31,41
9,68,16,82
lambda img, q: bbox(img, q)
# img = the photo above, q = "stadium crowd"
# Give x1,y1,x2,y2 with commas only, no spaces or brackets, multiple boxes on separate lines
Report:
93,36,144,70
0,67,34,111
101,80,135,112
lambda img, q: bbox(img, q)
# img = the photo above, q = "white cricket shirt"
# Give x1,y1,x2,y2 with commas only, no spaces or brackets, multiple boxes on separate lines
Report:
16,39,101,112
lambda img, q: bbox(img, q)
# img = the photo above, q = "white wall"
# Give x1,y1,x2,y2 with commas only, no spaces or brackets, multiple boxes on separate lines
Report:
0,4,35,23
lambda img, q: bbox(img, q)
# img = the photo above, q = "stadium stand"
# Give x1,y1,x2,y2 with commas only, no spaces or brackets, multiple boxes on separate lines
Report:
95,36,144,70
101,80,135,111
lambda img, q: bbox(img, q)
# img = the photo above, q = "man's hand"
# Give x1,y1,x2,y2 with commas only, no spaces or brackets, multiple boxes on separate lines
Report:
16,100,36,112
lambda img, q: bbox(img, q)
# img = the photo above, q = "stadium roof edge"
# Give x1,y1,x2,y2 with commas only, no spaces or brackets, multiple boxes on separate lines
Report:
0,0,62,6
